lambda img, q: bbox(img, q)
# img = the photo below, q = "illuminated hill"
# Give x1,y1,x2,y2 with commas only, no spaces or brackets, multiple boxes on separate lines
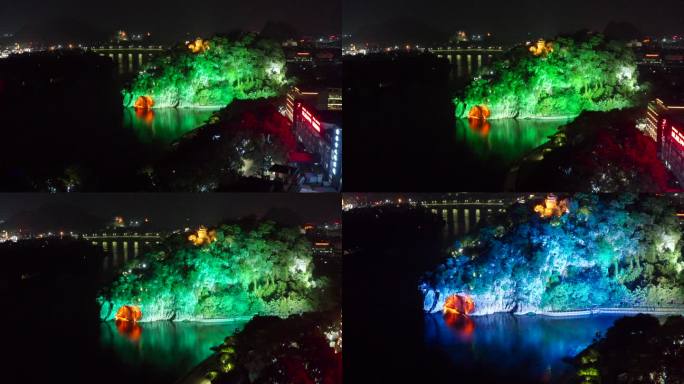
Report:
422,194,683,315
124,33,288,108
454,34,644,119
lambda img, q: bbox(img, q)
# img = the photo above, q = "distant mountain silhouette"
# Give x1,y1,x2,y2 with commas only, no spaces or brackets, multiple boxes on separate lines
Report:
14,17,108,45
260,20,300,42
1,203,106,233
604,21,642,42
262,207,305,227
352,18,450,45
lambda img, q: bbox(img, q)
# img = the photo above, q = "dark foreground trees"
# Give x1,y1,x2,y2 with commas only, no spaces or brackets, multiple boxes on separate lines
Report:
574,314,684,383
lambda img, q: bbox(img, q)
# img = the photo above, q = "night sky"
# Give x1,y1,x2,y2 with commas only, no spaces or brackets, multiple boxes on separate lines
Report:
344,0,684,41
0,0,341,41
0,194,339,228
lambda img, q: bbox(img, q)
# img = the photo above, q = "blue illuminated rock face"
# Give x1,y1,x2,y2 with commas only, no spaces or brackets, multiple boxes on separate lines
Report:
421,194,684,315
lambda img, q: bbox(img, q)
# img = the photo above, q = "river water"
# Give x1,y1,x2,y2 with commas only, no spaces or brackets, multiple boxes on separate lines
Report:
454,118,572,166
122,107,218,146
424,312,634,383
99,320,247,383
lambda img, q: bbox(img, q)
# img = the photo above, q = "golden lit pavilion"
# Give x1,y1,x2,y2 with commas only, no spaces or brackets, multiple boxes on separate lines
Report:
534,194,569,218
529,39,553,56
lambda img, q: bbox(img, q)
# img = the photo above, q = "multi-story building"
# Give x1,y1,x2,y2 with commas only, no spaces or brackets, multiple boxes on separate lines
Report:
645,99,667,144
662,115,684,186
645,99,684,186
285,86,342,121
292,102,342,190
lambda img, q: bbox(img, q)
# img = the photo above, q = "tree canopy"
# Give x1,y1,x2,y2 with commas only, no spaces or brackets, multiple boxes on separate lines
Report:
454,34,644,119
150,99,296,192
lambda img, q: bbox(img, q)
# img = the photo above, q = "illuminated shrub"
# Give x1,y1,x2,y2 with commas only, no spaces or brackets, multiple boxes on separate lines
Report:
454,34,643,119
124,33,288,108
98,221,326,321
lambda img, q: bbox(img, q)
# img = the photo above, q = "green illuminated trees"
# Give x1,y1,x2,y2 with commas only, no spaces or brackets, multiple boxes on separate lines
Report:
98,221,326,321
422,194,684,314
124,34,288,108
454,34,643,119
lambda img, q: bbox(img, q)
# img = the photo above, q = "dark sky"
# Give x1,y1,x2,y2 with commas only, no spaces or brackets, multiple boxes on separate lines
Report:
0,0,341,41
344,0,684,41
0,194,340,228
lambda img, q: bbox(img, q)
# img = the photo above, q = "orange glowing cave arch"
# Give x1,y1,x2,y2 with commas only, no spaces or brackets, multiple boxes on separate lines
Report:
443,294,475,316
115,305,142,322
467,105,491,120
134,95,155,110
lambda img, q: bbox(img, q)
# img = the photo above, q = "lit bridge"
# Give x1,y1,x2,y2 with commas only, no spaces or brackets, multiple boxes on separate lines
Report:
90,45,166,54
82,232,163,240
421,198,519,236
422,198,510,208
82,232,164,268
427,46,505,54
89,46,166,74
426,47,506,78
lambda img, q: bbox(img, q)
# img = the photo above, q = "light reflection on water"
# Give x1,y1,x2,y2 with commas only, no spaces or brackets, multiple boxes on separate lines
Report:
437,53,496,80
454,118,573,165
100,320,246,380
122,107,219,145
424,313,625,383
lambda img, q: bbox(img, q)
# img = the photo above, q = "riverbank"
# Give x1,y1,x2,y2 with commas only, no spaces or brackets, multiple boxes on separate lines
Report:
174,353,219,384
539,307,684,317
457,307,684,318
503,124,567,191
183,316,253,323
